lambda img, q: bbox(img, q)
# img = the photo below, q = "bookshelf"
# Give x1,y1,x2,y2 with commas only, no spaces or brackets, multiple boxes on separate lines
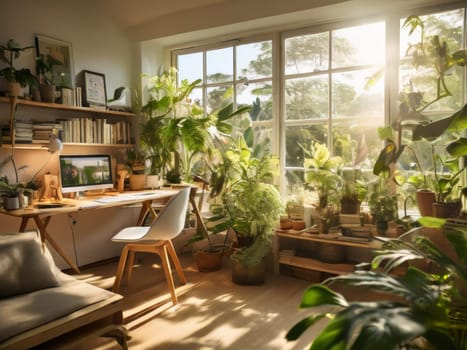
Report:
0,96,136,148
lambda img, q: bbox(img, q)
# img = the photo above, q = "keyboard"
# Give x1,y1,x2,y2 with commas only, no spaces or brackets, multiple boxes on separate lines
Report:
94,195,136,203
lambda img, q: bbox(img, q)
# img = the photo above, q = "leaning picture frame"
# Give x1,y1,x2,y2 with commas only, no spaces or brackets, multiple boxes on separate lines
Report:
35,34,74,89
82,70,107,109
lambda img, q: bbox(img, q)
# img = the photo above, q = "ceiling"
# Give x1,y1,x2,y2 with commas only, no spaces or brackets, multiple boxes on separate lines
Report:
94,0,461,42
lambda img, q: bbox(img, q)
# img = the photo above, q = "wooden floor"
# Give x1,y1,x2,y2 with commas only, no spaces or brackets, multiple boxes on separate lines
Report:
66,253,330,350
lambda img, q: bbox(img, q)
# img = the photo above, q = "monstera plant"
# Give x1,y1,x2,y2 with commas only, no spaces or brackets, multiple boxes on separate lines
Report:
286,217,467,350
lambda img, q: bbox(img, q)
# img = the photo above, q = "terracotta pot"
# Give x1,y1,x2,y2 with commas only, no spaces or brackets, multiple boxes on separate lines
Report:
7,82,21,97
432,201,461,219
340,198,361,214
416,190,436,217
39,84,56,103
194,249,223,272
231,258,265,285
129,174,146,190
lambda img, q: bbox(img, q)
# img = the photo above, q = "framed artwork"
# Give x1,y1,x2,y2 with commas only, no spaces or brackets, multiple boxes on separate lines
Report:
35,34,74,89
82,70,107,108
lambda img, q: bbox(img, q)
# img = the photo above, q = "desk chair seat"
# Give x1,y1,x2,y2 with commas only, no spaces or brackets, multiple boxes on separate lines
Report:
111,187,190,305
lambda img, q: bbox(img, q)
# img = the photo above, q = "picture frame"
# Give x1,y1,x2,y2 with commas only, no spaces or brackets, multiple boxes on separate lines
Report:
35,34,74,89
81,70,107,109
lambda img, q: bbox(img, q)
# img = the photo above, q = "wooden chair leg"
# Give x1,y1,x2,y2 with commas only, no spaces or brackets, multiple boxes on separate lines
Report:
158,244,178,305
113,245,129,292
166,240,186,284
125,251,136,285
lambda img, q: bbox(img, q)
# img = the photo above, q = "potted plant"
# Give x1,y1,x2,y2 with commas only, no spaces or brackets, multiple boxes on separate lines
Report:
208,133,283,284
0,39,36,97
0,176,32,210
339,167,367,214
36,53,62,103
286,217,467,350
431,143,467,218
303,142,343,233
126,149,146,190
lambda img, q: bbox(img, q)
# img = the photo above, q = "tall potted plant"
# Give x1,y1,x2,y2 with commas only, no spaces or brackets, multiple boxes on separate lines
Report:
208,133,283,284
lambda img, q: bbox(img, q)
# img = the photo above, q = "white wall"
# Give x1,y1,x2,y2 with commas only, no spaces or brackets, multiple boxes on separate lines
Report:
0,0,135,96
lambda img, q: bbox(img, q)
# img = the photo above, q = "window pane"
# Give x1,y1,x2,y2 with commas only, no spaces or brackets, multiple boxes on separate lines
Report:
207,47,233,83
285,169,305,195
207,85,233,113
237,81,272,121
237,41,272,80
285,75,329,120
178,52,203,83
189,87,203,110
399,9,464,114
285,124,328,167
332,68,384,119
332,22,385,68
285,32,329,74
332,120,384,168
253,125,273,151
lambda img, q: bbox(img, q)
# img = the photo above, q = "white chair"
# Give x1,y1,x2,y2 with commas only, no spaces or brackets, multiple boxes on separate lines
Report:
111,187,190,305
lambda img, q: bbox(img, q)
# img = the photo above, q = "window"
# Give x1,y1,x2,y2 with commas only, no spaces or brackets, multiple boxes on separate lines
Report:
283,22,386,193
175,39,274,145
172,4,466,198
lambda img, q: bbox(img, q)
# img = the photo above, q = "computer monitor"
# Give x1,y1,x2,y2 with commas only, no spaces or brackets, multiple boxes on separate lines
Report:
59,154,114,194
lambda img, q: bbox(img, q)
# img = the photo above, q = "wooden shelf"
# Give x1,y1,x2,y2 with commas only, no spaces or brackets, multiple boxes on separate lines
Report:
279,255,355,275
0,96,136,117
274,229,384,278
276,230,381,248
4,143,134,150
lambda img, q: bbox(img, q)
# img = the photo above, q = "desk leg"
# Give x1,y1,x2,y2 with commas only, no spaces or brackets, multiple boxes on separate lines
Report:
19,217,30,232
32,215,81,274
136,200,158,226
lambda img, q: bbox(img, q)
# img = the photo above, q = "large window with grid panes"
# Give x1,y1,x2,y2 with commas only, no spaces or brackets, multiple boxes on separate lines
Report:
172,6,466,207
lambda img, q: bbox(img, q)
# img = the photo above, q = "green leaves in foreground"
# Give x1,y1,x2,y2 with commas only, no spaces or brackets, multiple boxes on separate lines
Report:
286,226,467,350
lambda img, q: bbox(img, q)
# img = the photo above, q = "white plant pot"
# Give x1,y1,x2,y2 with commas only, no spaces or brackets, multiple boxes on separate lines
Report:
3,196,20,210
146,175,160,189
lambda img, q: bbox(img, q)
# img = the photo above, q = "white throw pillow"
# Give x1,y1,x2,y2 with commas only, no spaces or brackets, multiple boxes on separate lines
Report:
0,230,60,298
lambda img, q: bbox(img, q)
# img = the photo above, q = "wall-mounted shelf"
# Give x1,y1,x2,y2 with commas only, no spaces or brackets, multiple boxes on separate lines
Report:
0,96,135,118
0,96,136,147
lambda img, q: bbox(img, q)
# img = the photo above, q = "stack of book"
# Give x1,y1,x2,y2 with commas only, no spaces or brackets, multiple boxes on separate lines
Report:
339,214,372,242
15,121,33,144
32,122,63,144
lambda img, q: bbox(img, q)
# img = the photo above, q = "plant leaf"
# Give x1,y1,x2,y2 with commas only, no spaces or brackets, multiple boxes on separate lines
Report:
300,285,348,309
286,314,327,341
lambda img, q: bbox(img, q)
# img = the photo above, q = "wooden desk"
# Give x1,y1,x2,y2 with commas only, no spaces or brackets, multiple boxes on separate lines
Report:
0,189,179,274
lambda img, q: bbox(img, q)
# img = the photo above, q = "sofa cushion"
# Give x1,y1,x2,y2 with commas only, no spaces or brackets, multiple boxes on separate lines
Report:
0,230,60,298
0,275,117,343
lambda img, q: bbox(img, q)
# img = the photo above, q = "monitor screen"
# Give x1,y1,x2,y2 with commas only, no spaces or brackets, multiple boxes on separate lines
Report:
59,154,113,193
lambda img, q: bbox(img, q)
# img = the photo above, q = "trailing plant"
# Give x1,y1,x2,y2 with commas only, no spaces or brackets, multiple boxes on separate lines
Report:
286,217,467,350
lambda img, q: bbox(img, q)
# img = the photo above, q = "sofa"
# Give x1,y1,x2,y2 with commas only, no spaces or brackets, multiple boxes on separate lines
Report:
0,230,128,350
